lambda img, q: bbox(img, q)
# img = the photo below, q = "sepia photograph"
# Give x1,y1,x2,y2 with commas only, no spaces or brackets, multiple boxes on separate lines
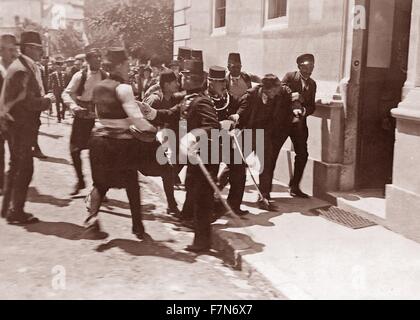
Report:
0,0,419,305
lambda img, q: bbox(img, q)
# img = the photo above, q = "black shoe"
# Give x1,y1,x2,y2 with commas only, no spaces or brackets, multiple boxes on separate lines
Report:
290,188,310,199
7,212,39,225
70,181,86,196
257,198,278,211
185,245,210,254
132,226,146,240
233,208,250,217
33,150,48,159
167,206,181,215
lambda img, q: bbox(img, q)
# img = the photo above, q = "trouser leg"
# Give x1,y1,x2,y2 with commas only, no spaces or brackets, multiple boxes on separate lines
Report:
71,150,84,184
10,132,34,214
191,164,216,249
125,171,144,233
0,137,5,190
289,122,309,189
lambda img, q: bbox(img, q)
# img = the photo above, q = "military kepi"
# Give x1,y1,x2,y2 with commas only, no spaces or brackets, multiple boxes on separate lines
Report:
20,31,42,47
181,60,204,76
208,66,226,80
191,49,203,62
297,53,315,66
177,47,192,61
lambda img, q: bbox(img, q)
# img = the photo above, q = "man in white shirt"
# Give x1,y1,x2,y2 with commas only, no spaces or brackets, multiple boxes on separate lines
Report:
62,47,108,196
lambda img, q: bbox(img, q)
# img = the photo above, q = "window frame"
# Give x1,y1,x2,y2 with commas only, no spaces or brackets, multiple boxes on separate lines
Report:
212,0,227,35
263,0,289,29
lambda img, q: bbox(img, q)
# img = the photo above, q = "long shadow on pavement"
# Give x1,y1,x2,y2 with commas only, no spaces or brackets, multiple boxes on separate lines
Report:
27,187,72,208
23,221,109,240
95,237,196,264
210,183,323,260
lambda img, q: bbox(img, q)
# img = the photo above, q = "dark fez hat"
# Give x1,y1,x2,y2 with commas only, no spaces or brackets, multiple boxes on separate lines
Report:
191,49,203,61
297,53,315,65
20,31,42,47
177,47,192,61
182,60,204,76
208,66,226,80
262,74,281,89
104,47,128,65
1,34,18,45
160,70,178,84
228,52,242,65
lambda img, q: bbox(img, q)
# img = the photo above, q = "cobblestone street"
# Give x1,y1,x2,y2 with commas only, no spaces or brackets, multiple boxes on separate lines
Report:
0,115,281,300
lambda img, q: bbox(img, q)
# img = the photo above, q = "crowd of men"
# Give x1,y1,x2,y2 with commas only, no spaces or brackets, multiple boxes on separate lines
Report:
0,30,316,254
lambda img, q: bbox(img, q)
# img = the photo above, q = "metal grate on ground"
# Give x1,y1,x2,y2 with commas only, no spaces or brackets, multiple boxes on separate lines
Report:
314,206,377,229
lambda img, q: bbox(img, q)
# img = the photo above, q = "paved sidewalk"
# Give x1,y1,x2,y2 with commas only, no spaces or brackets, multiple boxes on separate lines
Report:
148,175,420,300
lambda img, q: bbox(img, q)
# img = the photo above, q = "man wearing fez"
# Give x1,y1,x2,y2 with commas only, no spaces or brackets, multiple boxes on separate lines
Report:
0,34,19,196
142,69,183,215
229,74,282,211
48,55,67,123
279,54,317,199
62,47,108,196
87,48,156,238
0,31,53,223
140,60,221,253
226,53,261,100
206,66,249,217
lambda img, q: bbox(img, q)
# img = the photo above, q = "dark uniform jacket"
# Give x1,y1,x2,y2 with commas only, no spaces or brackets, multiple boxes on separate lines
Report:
282,71,317,117
236,85,291,131
49,70,67,97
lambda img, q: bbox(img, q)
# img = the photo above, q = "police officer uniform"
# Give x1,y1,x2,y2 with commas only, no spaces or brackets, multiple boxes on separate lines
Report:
48,56,67,122
140,60,220,253
207,66,248,216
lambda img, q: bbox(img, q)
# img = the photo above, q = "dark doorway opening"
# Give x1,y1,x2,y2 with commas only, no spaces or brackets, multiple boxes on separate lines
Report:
356,0,412,190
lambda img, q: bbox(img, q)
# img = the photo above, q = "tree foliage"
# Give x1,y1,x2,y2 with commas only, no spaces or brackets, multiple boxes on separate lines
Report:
86,0,174,64
16,18,84,58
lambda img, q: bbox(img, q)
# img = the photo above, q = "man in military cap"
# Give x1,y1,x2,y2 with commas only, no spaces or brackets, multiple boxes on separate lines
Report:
206,66,249,217
65,54,85,86
176,47,192,71
229,74,284,211
140,59,221,253
49,55,67,123
278,53,317,199
0,31,53,223
191,49,203,62
62,46,108,196
0,34,19,195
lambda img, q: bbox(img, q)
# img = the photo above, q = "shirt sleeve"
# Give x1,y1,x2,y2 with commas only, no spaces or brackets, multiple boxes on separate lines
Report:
62,71,82,111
